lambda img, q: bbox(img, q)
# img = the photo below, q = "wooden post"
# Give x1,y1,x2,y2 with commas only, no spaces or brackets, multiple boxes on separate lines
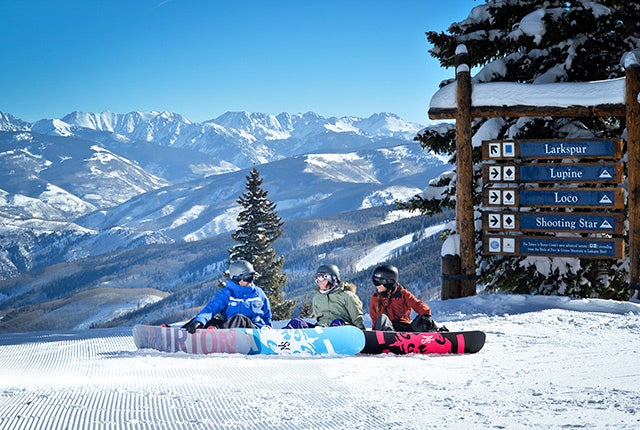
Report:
455,44,477,297
626,65,640,299
441,254,462,300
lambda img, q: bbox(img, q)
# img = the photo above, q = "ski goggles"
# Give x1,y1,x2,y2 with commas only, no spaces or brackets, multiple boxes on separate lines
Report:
372,276,393,287
233,274,254,283
315,273,332,283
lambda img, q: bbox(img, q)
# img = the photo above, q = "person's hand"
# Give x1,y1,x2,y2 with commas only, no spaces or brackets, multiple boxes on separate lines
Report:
411,314,436,332
183,321,203,334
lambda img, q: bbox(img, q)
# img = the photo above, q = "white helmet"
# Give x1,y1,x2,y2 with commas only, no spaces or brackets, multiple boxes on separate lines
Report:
315,264,340,286
229,260,259,280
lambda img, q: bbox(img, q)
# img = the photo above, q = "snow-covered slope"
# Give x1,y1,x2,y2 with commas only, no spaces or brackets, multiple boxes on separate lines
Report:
75,145,447,242
0,132,169,219
0,294,637,429
355,222,448,271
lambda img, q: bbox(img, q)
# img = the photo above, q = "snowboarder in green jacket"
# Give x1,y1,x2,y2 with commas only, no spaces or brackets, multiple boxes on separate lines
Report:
285,263,365,330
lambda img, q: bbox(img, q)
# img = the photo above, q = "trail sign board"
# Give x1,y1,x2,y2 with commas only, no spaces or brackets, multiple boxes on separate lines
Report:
482,163,623,184
483,211,624,234
482,138,623,160
520,187,624,208
483,235,624,259
483,187,624,209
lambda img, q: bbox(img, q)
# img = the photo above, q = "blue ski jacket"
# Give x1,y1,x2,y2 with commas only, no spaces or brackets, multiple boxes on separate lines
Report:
193,279,272,328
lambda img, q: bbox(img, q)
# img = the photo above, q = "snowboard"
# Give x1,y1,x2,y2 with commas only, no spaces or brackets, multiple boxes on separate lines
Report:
361,330,486,355
132,324,366,355
237,325,366,355
132,324,254,355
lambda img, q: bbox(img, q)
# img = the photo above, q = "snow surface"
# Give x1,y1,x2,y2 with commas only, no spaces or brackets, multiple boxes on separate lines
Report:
1,294,638,429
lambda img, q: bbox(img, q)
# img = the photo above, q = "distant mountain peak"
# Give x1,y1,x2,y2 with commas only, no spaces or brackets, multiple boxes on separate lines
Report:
31,118,74,136
0,112,31,131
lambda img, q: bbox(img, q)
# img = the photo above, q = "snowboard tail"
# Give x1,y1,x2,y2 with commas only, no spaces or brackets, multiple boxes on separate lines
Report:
361,330,486,355
132,324,253,354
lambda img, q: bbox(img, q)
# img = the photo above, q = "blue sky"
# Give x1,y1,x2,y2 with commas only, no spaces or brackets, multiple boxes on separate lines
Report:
1,0,479,125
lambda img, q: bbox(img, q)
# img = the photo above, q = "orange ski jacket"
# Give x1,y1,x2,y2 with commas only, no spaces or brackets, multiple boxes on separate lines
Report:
369,284,431,329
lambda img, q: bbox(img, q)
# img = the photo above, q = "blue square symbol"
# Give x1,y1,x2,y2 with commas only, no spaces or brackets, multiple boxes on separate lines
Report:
503,143,514,157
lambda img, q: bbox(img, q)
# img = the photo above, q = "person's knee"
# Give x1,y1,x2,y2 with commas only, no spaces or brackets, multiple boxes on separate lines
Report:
374,314,394,331
329,318,346,327
223,314,255,328
284,318,310,329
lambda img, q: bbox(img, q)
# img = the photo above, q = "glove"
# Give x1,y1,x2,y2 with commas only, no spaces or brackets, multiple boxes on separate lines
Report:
183,320,203,334
411,314,437,332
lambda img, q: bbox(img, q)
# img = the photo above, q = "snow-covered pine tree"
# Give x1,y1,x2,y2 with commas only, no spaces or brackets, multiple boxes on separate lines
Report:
229,167,295,320
406,0,640,299
299,294,313,318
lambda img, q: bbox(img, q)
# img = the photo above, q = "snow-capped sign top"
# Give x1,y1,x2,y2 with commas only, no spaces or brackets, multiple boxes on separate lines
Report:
455,44,468,56
429,78,626,111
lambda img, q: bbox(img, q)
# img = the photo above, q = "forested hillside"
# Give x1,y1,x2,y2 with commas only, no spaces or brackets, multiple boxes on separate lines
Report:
0,205,452,331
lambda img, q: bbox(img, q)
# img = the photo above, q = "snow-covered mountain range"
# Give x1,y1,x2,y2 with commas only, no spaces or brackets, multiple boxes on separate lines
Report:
28,110,426,174
0,109,455,333
0,110,450,283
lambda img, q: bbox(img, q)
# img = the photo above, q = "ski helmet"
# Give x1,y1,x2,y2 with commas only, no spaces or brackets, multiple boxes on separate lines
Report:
229,260,259,281
315,264,340,286
372,264,398,288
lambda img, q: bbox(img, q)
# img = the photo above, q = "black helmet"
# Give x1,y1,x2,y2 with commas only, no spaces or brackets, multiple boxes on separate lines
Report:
315,264,340,286
372,264,398,288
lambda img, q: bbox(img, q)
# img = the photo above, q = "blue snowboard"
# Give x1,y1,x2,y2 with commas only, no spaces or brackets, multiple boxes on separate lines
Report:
237,325,366,355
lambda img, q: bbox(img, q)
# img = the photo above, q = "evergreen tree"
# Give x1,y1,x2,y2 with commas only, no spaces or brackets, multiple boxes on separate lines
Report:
229,167,295,319
300,294,313,318
406,0,640,299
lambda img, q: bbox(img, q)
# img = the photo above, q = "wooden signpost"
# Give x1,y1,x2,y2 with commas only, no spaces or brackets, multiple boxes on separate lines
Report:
429,44,639,300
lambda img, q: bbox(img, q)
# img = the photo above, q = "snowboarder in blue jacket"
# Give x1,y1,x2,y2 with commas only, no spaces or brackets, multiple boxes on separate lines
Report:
182,260,272,333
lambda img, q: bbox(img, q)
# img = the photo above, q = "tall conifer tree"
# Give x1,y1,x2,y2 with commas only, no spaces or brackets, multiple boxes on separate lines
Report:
229,167,294,319
406,0,640,299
